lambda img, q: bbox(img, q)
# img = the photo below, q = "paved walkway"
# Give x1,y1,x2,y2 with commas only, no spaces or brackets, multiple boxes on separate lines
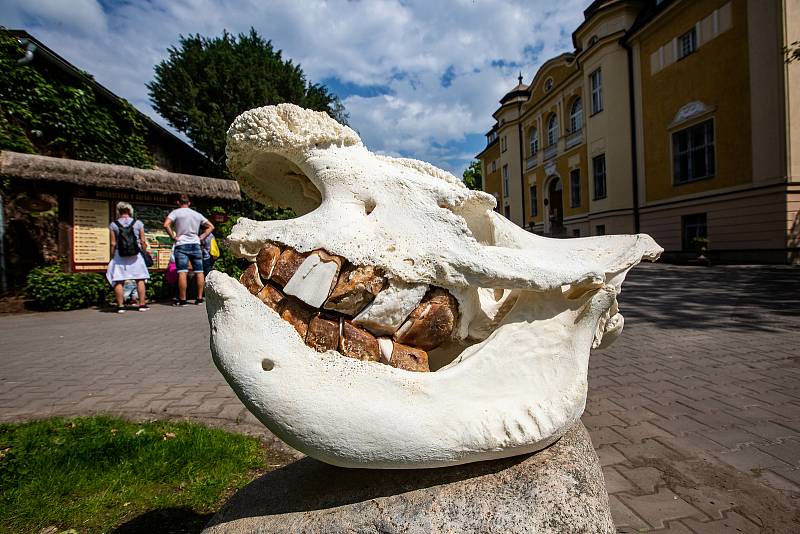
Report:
1,264,799,532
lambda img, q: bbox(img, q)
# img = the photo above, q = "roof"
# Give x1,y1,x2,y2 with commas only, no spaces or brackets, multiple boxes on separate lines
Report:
0,151,240,200
7,30,214,176
499,77,531,105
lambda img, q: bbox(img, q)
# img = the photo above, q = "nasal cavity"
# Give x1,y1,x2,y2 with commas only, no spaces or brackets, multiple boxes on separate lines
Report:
261,359,275,371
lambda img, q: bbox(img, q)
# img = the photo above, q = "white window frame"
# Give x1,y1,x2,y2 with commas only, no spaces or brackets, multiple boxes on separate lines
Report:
529,128,539,155
502,164,509,196
547,114,559,146
569,168,581,207
678,27,697,59
590,69,603,114
592,154,607,200
672,119,715,184
569,98,583,133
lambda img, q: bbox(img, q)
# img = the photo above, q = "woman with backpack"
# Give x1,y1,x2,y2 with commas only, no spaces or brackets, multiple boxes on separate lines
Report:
106,201,150,313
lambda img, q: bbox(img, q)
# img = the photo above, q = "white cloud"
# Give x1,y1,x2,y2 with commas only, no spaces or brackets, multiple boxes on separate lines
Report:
1,0,588,174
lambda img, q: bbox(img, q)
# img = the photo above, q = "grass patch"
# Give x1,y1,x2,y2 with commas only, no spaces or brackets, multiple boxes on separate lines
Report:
0,416,292,533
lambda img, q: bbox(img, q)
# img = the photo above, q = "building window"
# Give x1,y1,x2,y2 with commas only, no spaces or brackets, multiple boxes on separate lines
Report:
588,35,598,47
572,229,581,238
590,69,603,114
491,160,497,173
530,185,538,217
501,135,508,152
673,119,714,184
569,168,581,207
502,164,509,196
504,205,511,219
592,154,606,199
595,224,606,236
529,128,539,155
544,77,554,92
678,27,697,60
569,98,583,132
682,213,707,250
547,114,559,146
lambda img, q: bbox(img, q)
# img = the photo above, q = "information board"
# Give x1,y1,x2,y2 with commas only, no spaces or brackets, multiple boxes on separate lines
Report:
72,198,110,266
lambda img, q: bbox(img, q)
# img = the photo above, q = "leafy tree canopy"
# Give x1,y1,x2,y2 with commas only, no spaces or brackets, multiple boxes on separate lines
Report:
0,29,153,168
462,160,482,191
148,28,348,173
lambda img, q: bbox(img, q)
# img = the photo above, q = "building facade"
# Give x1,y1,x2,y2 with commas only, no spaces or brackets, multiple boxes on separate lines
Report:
476,0,800,263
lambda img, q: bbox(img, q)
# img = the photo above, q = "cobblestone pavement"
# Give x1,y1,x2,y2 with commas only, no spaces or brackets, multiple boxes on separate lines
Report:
1,264,799,532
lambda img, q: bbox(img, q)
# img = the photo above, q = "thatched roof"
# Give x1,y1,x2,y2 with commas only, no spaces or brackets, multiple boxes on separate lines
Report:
0,151,240,200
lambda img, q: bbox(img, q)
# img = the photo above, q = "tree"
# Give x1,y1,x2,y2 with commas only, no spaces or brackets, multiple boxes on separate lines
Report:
148,28,348,173
462,160,483,191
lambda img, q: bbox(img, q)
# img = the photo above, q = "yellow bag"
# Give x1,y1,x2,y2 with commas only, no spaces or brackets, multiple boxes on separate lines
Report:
209,236,220,259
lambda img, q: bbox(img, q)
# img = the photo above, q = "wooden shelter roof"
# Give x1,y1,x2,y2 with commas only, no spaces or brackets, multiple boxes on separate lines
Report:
0,151,240,201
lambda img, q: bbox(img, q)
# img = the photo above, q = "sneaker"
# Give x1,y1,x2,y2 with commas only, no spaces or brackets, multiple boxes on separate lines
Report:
195,298,204,305
173,300,189,307
117,306,126,314
138,305,150,312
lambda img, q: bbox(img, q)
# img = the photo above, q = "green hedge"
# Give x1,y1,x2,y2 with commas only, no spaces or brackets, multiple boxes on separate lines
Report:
25,265,176,311
25,264,109,311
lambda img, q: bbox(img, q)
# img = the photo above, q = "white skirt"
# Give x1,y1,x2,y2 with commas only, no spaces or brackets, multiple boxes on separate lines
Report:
106,253,150,284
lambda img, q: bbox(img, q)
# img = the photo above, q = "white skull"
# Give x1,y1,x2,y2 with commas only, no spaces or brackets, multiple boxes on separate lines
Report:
206,104,662,468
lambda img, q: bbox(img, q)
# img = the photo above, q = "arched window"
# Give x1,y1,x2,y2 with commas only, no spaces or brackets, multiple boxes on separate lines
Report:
547,114,559,146
569,98,583,133
544,77,554,92
529,127,539,155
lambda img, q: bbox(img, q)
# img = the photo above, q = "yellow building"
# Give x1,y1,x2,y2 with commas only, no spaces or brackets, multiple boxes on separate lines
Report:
477,0,800,263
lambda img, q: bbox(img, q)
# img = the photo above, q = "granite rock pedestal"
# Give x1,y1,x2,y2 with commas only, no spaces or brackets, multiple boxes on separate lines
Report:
204,422,613,534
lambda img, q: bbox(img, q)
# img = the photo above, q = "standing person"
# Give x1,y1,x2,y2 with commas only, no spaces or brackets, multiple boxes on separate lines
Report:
107,202,150,313
163,194,214,306
200,232,217,276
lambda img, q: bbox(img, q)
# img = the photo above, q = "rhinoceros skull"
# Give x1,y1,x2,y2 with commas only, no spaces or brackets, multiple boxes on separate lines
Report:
205,104,662,469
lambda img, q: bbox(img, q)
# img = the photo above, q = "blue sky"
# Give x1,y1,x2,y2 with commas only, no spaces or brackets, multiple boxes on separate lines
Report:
1,0,588,177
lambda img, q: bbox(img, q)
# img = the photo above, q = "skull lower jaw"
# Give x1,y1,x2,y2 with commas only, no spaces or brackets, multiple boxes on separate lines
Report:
206,263,615,468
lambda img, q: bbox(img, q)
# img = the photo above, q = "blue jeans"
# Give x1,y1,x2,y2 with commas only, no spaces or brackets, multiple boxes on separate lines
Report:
174,244,203,273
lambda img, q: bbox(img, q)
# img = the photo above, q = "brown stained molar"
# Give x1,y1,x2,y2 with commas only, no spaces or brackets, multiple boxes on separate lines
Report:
324,264,387,316
280,297,316,339
393,288,459,351
240,263,264,295
271,248,310,287
256,243,282,279
306,315,340,352
390,342,430,372
340,321,381,362
257,283,287,312
237,244,456,372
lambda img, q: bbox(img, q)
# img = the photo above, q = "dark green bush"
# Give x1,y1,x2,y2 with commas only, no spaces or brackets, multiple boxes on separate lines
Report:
25,264,109,311
26,266,177,310
212,246,247,280
146,271,174,300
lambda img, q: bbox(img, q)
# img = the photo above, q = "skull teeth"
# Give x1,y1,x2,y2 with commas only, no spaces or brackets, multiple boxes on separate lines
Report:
238,242,462,372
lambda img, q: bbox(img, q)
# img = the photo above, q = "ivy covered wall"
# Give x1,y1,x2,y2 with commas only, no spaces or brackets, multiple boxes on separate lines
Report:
0,29,154,168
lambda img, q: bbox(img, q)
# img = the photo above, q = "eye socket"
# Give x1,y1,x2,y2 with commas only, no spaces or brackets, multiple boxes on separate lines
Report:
240,153,322,217
261,359,275,371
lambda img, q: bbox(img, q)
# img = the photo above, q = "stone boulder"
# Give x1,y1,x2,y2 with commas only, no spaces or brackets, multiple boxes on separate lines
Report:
204,422,613,534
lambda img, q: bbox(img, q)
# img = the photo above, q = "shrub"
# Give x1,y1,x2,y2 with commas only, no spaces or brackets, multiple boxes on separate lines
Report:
212,245,247,280
146,271,174,300
25,264,109,311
